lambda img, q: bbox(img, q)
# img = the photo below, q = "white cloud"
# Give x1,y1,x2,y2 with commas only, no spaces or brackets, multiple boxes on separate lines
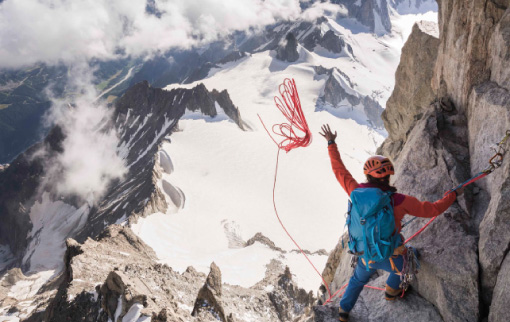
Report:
0,0,304,69
301,1,348,21
42,65,127,203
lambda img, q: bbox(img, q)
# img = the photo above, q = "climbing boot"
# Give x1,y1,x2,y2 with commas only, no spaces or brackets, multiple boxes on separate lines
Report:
384,285,403,301
338,307,349,321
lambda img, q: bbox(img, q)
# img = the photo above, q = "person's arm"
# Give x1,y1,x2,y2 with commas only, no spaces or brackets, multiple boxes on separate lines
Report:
400,192,457,218
320,124,359,195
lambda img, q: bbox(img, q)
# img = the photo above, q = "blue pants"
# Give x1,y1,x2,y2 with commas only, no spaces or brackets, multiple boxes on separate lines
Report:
339,255,403,312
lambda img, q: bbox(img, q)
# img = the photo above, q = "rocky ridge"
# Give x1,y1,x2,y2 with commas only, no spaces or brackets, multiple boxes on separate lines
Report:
39,225,316,322
318,1,510,321
314,66,385,129
331,0,392,34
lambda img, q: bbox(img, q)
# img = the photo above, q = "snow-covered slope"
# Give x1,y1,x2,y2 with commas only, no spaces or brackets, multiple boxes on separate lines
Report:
132,11,437,293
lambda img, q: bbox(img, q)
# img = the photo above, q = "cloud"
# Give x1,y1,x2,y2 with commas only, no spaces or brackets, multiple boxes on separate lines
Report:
301,1,348,21
0,0,304,69
41,65,127,204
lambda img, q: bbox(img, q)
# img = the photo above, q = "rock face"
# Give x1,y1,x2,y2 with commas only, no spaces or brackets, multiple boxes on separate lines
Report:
314,275,443,322
322,1,510,320
332,0,392,34
276,33,300,62
246,232,285,253
432,0,510,315
0,126,65,263
315,66,385,129
382,21,440,152
319,30,349,54
238,17,353,58
269,267,314,321
44,225,200,321
191,263,231,322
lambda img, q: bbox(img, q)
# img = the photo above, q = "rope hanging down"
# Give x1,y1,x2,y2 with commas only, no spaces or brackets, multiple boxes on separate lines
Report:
258,78,334,297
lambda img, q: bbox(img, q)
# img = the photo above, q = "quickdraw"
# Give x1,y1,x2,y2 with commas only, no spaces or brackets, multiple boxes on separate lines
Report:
399,246,420,292
486,129,510,172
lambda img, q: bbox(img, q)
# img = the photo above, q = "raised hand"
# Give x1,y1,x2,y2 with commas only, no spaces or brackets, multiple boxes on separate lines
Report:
319,124,337,142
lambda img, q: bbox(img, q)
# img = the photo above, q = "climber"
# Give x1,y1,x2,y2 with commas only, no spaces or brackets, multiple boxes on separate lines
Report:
319,124,463,322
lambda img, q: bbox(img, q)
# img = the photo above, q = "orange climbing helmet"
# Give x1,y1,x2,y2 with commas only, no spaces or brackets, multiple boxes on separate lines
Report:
363,155,394,178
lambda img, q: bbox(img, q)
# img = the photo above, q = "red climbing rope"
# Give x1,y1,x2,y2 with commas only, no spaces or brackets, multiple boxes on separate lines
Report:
259,78,312,151
258,78,333,297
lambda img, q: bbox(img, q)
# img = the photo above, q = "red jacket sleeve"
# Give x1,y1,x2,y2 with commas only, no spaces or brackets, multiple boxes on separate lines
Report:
400,192,456,218
328,143,359,195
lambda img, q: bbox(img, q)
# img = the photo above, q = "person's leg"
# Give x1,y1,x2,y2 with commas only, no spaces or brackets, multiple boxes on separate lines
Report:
370,255,405,299
385,255,404,299
339,259,375,313
386,255,404,291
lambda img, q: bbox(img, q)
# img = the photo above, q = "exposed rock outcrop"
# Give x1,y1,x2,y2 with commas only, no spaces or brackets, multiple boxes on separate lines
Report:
315,275,443,322
0,126,65,261
0,81,247,319
246,232,285,253
269,267,314,321
381,21,440,157
44,225,196,321
318,30,351,55
332,0,392,34
191,262,231,322
432,0,510,315
276,33,299,62
315,66,384,129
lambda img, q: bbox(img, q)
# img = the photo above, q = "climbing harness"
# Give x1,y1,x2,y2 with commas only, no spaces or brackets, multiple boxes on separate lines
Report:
259,79,333,297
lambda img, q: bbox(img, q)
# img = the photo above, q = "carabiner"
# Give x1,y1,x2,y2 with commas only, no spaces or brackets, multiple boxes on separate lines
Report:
489,153,504,168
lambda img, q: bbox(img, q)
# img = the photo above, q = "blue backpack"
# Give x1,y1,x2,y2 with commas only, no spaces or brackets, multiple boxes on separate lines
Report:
346,188,401,269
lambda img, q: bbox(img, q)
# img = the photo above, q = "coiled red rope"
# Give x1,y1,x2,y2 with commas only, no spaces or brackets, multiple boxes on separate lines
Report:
258,78,333,297
259,78,311,151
